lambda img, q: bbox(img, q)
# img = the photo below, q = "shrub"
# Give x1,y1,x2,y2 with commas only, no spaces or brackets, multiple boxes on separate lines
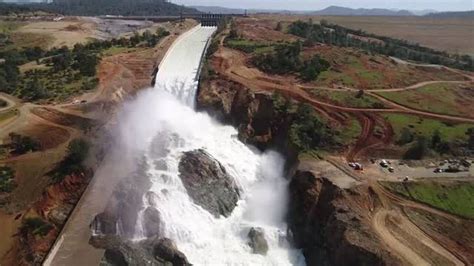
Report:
22,218,53,237
0,166,15,193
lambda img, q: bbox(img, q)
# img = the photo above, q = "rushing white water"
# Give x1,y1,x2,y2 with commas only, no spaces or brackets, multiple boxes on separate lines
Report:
120,25,305,265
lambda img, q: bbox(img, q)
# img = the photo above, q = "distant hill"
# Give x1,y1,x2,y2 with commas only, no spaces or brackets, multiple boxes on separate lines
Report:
0,0,199,16
192,5,416,16
310,6,414,16
410,9,438,16
191,5,246,14
425,10,474,18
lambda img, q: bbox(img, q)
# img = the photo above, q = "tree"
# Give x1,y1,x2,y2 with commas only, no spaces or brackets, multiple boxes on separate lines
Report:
403,136,427,160
8,133,40,155
431,130,441,148
74,52,98,77
467,128,474,150
397,128,414,145
52,51,72,72
275,22,282,31
289,103,333,151
66,138,89,165
22,77,49,101
54,138,90,182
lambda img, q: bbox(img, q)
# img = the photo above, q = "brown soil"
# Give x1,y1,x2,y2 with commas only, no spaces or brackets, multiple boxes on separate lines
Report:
234,17,301,42
211,17,474,161
20,124,71,151
0,19,198,266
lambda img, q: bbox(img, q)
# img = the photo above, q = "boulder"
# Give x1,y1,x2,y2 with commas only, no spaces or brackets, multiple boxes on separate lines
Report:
90,235,190,266
178,149,239,218
247,227,269,255
143,207,161,238
153,238,189,266
92,211,118,235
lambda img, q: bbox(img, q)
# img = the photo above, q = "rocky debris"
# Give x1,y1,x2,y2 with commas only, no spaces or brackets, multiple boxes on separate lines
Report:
92,211,118,235
178,149,239,218
48,204,73,226
143,207,161,238
288,170,400,265
90,235,190,266
247,227,269,255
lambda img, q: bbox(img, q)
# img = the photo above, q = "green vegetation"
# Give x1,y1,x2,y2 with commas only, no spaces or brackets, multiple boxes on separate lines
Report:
21,217,53,237
288,20,473,71
289,103,335,151
385,114,472,142
0,0,197,16
382,181,474,219
376,83,471,117
336,118,363,145
403,136,428,159
1,28,169,102
251,42,330,81
53,138,89,183
386,113,474,157
467,128,474,150
8,132,40,155
307,89,386,108
0,166,15,193
271,93,356,152
225,39,273,54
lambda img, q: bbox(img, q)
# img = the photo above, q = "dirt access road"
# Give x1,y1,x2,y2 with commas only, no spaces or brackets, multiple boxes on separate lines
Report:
212,44,474,160
371,182,466,266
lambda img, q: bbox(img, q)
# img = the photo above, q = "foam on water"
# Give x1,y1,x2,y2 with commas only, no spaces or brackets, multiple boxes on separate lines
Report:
125,25,305,265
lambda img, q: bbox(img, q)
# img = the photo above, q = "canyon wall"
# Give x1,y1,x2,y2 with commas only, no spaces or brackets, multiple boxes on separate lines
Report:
197,75,401,265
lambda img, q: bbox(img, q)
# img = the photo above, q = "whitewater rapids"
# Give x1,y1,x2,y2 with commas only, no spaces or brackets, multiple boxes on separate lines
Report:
118,26,305,265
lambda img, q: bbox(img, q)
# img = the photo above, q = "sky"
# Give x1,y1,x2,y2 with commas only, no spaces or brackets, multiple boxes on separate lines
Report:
171,0,474,11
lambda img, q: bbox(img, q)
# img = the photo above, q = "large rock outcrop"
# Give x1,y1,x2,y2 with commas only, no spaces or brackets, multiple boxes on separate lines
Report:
197,77,291,152
90,235,190,266
247,227,269,255
288,170,400,265
178,149,239,218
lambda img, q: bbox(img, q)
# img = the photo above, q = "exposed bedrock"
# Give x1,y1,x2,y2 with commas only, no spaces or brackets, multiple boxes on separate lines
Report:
178,149,240,218
91,158,152,238
247,227,269,255
197,77,294,156
90,235,190,266
288,170,400,265
197,76,401,265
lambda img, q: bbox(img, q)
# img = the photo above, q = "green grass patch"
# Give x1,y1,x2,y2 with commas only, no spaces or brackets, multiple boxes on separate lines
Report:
225,39,273,53
382,181,474,219
318,71,357,87
337,118,362,145
308,88,386,109
376,83,471,117
384,113,472,143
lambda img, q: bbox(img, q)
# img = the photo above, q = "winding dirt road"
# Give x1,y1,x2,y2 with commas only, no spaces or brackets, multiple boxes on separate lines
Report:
212,45,474,160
